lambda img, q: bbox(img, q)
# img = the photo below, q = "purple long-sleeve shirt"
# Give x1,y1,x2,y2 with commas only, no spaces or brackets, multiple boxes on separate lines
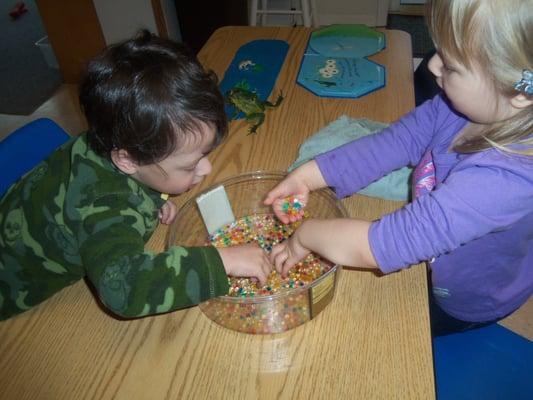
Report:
316,94,533,322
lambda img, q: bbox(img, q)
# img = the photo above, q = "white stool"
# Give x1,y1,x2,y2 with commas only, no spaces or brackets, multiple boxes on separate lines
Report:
249,0,316,27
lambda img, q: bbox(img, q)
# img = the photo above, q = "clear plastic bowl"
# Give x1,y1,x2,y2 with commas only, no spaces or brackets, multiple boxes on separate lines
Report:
166,171,348,334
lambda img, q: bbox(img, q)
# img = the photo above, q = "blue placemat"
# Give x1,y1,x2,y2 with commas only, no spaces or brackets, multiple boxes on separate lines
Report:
219,39,289,119
297,25,386,98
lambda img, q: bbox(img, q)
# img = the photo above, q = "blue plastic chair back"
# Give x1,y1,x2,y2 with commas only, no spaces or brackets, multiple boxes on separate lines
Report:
434,324,533,399
0,118,70,196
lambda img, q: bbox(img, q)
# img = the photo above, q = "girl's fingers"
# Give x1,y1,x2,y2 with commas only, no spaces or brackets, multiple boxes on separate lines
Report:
276,253,290,275
278,261,288,278
261,253,271,276
288,213,299,223
256,268,267,286
269,243,284,263
281,255,298,277
264,185,286,205
270,245,288,272
273,199,290,224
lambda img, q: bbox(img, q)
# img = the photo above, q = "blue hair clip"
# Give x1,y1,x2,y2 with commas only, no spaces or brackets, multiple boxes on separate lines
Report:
514,69,533,95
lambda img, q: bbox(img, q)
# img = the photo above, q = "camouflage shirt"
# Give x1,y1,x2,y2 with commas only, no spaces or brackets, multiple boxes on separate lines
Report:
0,133,229,320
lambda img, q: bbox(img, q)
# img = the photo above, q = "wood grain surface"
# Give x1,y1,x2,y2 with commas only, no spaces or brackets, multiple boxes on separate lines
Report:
0,27,435,399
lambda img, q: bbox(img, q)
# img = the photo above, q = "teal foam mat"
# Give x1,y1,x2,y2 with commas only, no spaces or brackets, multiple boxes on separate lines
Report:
297,25,386,98
219,39,289,119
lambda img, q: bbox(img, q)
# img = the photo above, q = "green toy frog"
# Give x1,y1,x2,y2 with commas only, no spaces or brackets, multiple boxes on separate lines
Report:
226,87,284,134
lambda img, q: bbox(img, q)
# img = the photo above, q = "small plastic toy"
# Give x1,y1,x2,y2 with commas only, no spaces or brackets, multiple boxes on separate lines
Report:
226,85,284,134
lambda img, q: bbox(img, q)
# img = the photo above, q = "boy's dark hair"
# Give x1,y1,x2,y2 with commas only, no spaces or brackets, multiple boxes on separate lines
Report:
79,30,227,165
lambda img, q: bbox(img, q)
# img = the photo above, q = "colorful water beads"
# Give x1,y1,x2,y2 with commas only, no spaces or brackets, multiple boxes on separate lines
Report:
203,212,338,333
208,213,332,297
281,195,304,218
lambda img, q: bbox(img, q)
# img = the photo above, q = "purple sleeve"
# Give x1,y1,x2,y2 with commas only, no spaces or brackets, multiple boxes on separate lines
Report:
315,95,447,198
370,151,533,273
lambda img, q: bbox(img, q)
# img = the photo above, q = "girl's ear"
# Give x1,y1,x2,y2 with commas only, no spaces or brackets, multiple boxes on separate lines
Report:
110,149,139,175
510,93,533,110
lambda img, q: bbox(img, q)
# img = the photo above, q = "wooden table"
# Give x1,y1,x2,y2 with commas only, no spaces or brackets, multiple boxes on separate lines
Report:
0,27,435,399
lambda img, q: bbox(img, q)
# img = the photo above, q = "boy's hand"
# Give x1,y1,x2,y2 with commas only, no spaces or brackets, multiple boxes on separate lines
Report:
217,244,272,286
269,229,311,277
159,200,178,225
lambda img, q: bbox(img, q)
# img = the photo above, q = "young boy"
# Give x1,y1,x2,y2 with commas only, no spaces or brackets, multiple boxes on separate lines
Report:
0,31,271,321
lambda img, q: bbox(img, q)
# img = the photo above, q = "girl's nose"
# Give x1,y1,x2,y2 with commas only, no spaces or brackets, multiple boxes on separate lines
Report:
427,53,443,78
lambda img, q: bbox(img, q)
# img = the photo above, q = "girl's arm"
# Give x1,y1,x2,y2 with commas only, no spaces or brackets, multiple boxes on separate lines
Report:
370,151,533,273
316,95,456,198
270,218,378,277
266,95,457,222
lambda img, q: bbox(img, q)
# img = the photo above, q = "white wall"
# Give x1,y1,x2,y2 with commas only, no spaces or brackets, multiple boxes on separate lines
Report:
315,0,389,26
252,0,306,26
249,0,390,27
92,0,181,45
161,0,181,41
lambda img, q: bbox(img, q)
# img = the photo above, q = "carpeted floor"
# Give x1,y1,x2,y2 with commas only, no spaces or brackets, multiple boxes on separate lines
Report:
0,0,62,115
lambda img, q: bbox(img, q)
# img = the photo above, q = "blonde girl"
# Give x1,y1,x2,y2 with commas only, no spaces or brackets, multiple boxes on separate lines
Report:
265,0,533,335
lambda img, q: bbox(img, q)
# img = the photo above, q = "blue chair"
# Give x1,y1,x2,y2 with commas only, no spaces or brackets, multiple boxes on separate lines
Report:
434,324,533,399
0,118,70,196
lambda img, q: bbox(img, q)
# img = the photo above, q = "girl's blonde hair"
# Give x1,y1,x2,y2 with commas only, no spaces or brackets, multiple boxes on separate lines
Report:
427,0,533,154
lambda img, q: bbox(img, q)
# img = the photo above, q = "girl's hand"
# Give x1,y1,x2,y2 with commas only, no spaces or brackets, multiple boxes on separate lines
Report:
218,244,272,286
269,193,309,225
271,218,378,273
264,178,310,225
264,161,325,224
159,200,178,225
269,230,311,277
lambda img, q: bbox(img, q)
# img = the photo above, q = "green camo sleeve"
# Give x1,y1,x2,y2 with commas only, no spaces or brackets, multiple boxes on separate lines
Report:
81,220,229,318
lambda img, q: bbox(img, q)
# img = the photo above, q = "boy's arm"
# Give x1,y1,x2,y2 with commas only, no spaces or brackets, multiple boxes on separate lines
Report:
80,221,229,318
